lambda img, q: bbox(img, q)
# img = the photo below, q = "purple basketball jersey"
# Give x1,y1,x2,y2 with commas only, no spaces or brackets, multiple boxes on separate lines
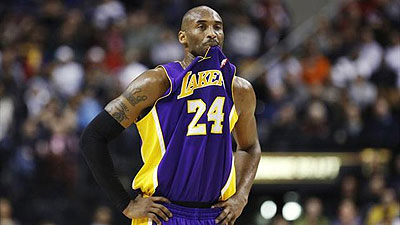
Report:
132,46,238,204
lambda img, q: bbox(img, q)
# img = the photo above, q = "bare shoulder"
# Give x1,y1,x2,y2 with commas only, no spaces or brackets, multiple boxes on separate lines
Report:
121,66,169,108
105,66,170,128
130,67,170,89
233,76,256,116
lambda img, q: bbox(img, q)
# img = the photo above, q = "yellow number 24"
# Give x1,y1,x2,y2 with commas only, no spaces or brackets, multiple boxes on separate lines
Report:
187,96,225,136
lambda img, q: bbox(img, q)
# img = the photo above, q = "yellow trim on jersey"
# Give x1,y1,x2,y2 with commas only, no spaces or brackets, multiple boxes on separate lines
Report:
132,107,165,195
131,218,152,225
229,105,238,132
222,65,238,200
220,156,236,201
198,47,211,62
132,65,173,197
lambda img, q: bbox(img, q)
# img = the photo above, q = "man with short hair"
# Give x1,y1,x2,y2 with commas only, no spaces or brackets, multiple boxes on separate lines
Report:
80,5,261,225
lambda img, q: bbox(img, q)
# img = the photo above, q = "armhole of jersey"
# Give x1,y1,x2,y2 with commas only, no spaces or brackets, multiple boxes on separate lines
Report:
229,68,238,132
134,65,173,125
231,66,237,105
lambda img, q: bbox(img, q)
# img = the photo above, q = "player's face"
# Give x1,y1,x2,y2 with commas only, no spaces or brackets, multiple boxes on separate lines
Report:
181,12,224,56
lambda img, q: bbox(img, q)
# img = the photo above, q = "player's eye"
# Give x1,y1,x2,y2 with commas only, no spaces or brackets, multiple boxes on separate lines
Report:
197,24,205,30
214,25,222,30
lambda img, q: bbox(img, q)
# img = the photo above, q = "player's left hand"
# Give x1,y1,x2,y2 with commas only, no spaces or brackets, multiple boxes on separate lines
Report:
212,194,247,225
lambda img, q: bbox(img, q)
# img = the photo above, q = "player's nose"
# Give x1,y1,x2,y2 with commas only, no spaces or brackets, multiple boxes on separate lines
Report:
206,26,217,39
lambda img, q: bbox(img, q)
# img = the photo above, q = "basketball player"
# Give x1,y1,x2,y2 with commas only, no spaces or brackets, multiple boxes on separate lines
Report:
80,5,261,225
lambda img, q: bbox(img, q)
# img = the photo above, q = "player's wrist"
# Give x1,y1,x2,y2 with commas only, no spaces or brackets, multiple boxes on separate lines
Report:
118,189,139,213
232,192,248,206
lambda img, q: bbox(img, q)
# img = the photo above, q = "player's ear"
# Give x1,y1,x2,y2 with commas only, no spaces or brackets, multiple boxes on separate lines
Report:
178,30,188,48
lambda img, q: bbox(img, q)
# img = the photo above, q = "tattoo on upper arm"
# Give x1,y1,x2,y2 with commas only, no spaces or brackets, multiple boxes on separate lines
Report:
122,87,148,106
106,99,130,123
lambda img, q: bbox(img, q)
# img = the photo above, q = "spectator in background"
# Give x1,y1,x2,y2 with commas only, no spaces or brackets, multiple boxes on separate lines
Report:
348,76,377,109
93,0,126,30
0,198,19,225
265,61,286,90
227,13,261,58
118,48,148,89
355,27,383,79
260,84,288,124
283,55,309,108
77,89,102,132
340,175,359,203
5,118,37,201
84,46,109,88
294,197,330,225
0,46,25,89
301,40,331,85
104,23,125,72
58,8,92,58
91,206,113,225
264,53,303,90
366,188,400,225
124,9,162,54
337,0,362,34
35,99,79,197
331,199,362,225
383,31,400,88
24,77,53,118
39,0,66,60
382,0,400,27
51,45,84,99
299,100,332,149
251,0,291,50
390,155,400,198
0,82,15,142
18,15,44,80
150,28,184,66
362,97,399,147
330,48,359,89
338,102,362,147
315,16,335,58
266,103,301,149
361,173,387,208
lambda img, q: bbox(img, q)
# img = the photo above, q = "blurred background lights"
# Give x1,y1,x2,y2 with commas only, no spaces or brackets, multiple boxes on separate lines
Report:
282,202,302,221
55,45,74,63
260,200,277,220
87,46,105,63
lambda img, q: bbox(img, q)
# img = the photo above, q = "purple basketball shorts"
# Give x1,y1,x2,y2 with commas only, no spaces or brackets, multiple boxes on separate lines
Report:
156,203,222,225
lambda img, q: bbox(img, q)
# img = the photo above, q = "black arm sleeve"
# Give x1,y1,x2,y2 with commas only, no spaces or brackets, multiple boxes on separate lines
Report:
79,110,138,212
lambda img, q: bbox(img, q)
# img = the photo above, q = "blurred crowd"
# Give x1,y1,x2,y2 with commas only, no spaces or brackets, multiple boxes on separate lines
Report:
266,165,400,225
253,0,400,150
0,0,398,224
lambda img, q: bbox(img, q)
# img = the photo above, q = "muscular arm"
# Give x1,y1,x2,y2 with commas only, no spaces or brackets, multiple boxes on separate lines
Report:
232,77,261,204
214,76,261,225
105,67,170,127
80,67,170,213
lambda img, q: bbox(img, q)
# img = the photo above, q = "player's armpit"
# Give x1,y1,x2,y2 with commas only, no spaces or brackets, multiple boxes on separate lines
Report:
105,67,170,128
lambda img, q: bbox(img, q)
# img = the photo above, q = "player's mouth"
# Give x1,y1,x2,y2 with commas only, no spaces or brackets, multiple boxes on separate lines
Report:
204,40,219,47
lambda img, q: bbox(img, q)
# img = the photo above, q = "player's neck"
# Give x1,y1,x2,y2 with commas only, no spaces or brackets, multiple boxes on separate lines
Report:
180,52,196,69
